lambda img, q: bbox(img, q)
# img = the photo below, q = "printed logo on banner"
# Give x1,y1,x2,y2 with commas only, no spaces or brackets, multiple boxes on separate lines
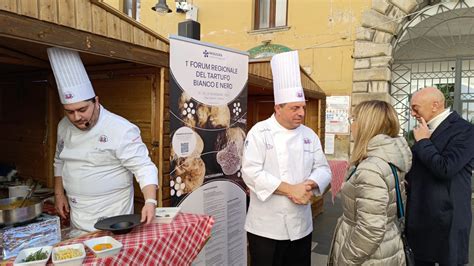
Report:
202,49,224,60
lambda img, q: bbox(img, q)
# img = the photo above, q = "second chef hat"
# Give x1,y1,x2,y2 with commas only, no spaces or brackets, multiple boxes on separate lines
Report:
47,47,95,105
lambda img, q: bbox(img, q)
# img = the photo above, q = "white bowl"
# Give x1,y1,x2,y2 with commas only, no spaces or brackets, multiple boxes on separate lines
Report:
83,236,122,258
51,243,85,266
13,246,52,266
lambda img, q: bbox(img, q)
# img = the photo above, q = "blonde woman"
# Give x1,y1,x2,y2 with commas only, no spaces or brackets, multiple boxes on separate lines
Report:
328,100,412,265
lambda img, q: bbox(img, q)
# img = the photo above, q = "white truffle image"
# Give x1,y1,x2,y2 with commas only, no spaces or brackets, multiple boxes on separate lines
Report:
173,156,206,194
209,105,230,128
196,105,210,128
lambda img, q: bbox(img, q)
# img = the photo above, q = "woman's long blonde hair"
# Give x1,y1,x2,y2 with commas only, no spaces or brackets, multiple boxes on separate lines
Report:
350,100,400,165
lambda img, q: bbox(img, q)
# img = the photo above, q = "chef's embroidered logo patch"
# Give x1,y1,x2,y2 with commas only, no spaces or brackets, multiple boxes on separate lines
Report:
297,92,303,98
64,91,74,100
99,135,108,143
265,143,273,150
304,138,311,144
70,197,77,204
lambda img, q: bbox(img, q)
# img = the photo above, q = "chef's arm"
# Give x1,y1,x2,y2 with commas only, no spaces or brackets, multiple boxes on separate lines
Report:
275,181,312,204
307,136,332,195
241,129,282,202
140,184,157,224
54,176,69,219
242,129,312,204
53,144,69,219
141,184,157,201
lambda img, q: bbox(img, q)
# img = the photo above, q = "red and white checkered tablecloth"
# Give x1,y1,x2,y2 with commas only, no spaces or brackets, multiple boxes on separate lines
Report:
328,160,349,203
50,213,214,266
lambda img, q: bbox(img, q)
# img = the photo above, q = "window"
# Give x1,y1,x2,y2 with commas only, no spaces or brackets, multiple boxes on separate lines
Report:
123,0,141,21
254,0,288,30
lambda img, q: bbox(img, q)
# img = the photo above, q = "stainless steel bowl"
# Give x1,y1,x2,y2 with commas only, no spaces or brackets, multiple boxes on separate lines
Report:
0,197,43,225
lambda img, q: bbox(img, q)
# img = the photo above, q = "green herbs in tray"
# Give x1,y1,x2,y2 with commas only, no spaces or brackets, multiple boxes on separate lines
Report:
22,248,49,262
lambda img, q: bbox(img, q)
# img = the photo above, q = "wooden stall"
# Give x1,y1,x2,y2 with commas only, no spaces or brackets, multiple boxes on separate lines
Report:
0,1,328,213
0,0,170,208
247,58,327,217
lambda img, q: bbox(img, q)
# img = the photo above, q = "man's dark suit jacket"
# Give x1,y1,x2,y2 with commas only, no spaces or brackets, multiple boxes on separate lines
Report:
406,111,474,265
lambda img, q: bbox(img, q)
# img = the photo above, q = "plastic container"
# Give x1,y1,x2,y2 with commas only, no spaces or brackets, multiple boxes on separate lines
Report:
9,185,30,198
83,236,122,258
51,243,85,266
13,246,52,266
155,207,181,224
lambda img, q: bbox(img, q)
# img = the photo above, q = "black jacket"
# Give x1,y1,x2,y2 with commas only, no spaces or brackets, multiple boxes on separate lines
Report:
406,111,474,265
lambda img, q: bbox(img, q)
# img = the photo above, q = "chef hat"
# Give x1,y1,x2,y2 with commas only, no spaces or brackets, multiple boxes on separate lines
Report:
47,47,95,104
270,51,305,105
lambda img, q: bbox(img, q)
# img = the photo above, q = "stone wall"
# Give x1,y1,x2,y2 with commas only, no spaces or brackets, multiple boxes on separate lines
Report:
352,0,422,105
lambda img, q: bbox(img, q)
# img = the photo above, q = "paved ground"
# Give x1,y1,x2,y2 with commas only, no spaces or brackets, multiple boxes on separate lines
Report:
310,192,474,266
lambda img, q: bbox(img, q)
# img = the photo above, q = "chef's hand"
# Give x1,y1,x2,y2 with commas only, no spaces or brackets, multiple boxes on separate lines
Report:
413,117,431,141
141,203,156,224
288,183,313,205
304,180,318,191
54,193,69,219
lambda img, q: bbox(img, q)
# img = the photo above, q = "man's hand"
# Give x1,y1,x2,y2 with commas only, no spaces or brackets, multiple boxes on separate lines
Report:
141,203,155,224
54,193,69,219
288,183,313,205
303,180,318,191
413,117,431,141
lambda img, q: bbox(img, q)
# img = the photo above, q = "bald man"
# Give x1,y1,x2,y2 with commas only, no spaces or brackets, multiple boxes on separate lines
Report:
405,87,474,266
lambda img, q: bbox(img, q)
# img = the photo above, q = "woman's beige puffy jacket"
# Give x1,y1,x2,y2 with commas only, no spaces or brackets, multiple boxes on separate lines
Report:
328,134,412,265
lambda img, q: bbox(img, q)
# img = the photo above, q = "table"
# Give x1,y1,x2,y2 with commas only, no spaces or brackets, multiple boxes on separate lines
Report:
4,213,214,266
328,160,349,202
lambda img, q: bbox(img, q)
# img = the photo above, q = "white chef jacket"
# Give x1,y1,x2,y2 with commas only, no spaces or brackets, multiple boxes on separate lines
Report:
242,114,331,241
54,106,158,232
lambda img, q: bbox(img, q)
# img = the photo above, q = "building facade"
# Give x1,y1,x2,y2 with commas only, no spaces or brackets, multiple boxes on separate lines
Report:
106,0,474,159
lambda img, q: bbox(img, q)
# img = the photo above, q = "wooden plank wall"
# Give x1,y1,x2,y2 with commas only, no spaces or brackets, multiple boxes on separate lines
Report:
0,78,50,185
249,61,326,97
0,0,168,52
162,68,171,207
88,68,164,204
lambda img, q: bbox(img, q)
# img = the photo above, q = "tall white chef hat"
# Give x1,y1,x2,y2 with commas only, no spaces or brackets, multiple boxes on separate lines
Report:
47,47,95,104
270,51,305,105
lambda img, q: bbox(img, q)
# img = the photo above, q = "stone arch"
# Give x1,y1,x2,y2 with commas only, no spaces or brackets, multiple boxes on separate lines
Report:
352,0,422,106
352,0,474,101
352,0,474,128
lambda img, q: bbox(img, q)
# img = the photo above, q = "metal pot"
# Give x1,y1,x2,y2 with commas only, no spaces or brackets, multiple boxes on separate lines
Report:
0,197,43,225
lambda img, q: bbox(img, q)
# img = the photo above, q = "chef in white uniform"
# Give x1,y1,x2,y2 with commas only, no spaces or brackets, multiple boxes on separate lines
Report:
48,47,158,232
242,51,331,266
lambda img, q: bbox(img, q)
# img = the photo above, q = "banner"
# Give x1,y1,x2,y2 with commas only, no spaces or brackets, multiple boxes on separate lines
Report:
169,35,248,265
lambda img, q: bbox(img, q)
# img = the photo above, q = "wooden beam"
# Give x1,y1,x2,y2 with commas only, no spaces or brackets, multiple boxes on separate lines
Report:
91,0,169,44
0,46,49,68
0,11,169,68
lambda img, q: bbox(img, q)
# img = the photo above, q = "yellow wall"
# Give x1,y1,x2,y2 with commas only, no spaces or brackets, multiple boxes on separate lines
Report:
106,0,370,96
